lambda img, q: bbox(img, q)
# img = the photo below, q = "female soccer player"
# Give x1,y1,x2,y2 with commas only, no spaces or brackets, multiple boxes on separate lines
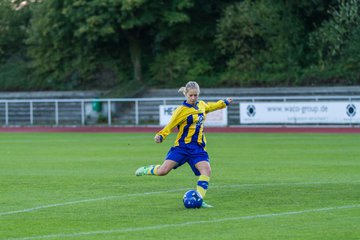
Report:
135,81,232,208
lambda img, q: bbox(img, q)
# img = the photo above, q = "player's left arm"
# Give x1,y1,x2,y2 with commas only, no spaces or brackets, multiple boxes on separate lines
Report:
205,98,232,113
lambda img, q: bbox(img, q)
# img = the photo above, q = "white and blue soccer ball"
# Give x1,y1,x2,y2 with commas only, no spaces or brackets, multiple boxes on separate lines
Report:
183,190,203,208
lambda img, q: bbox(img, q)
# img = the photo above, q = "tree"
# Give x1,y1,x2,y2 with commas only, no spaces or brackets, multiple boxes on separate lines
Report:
215,0,304,86
0,0,30,61
304,0,360,85
26,0,195,89
149,0,234,87
309,0,360,67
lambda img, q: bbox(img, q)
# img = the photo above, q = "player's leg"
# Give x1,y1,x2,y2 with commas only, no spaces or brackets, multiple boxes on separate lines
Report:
156,160,178,176
188,145,213,208
194,160,213,208
135,160,177,176
195,161,211,198
136,146,186,176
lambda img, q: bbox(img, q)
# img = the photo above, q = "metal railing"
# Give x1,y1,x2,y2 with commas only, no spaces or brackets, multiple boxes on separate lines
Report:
1,96,359,126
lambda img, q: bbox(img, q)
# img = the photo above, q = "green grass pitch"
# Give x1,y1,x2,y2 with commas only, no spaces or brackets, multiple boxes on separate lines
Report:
0,132,359,240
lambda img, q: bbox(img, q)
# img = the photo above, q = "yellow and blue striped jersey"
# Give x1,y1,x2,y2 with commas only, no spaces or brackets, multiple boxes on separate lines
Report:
157,100,229,147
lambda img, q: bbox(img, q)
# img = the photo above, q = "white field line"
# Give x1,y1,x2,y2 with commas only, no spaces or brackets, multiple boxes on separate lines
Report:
0,188,188,217
0,181,358,217
5,204,360,240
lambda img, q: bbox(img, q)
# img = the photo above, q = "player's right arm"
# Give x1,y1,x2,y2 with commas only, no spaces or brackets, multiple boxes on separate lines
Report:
154,134,163,143
154,107,184,143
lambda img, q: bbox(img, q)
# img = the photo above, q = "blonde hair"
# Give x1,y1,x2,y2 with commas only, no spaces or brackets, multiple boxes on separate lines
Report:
178,81,200,96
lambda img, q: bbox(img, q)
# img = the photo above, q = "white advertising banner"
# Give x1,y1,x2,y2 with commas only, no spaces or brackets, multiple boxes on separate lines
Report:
240,102,360,124
159,105,228,126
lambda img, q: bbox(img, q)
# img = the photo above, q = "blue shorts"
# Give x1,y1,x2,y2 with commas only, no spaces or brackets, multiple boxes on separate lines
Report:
165,143,209,176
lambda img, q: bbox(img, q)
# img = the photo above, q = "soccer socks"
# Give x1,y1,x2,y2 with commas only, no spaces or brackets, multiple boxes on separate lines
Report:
196,175,210,198
147,165,160,175
197,175,213,208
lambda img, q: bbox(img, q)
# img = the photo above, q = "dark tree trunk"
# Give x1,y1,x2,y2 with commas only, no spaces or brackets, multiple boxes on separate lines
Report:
128,35,143,83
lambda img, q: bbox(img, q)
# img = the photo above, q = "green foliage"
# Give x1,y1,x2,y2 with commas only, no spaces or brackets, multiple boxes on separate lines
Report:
309,0,360,66
215,0,304,87
0,55,29,90
24,0,196,90
26,0,114,89
342,26,360,78
307,0,360,84
149,46,213,87
1,0,360,90
148,0,226,87
0,1,30,61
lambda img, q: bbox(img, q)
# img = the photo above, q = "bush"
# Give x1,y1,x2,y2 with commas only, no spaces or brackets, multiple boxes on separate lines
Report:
0,56,29,91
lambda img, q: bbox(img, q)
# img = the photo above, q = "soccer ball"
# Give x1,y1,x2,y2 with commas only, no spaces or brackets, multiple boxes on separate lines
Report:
183,190,203,208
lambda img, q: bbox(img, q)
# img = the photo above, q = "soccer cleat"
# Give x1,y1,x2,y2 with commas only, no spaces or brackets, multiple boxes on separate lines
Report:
135,165,155,176
201,201,213,208
135,166,148,176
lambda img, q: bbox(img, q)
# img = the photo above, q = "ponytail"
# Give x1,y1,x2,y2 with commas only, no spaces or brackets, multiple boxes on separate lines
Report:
178,87,187,95
178,81,200,96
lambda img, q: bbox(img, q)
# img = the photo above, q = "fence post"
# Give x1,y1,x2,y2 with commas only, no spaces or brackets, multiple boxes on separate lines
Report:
5,101,8,125
55,101,59,125
107,100,111,126
81,100,85,125
135,100,139,125
30,101,33,125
